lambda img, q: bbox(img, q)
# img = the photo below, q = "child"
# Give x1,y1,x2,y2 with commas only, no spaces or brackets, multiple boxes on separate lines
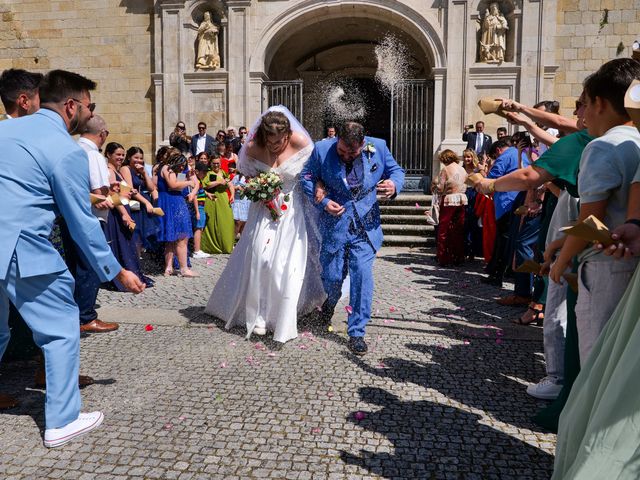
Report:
192,162,211,258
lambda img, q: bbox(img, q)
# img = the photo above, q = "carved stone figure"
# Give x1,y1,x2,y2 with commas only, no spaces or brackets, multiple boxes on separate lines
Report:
480,3,508,63
195,12,221,70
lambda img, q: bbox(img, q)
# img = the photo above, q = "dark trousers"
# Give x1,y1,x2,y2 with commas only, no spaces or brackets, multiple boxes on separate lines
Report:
486,214,512,280
512,214,541,297
60,220,103,325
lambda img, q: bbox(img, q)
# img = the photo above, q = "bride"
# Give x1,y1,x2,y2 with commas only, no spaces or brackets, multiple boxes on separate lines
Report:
204,106,326,342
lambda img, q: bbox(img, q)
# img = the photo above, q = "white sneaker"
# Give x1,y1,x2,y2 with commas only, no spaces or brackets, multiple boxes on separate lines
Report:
253,325,266,336
192,250,211,259
526,376,562,400
44,411,104,448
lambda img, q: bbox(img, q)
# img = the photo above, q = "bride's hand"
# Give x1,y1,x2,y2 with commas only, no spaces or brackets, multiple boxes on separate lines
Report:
314,180,327,204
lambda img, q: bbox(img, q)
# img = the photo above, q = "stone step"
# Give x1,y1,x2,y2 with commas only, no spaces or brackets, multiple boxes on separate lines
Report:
382,223,435,235
380,204,431,215
379,193,432,207
380,214,430,224
383,235,435,247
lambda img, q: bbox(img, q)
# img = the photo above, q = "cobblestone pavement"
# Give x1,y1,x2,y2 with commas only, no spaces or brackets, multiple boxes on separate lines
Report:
1,247,556,479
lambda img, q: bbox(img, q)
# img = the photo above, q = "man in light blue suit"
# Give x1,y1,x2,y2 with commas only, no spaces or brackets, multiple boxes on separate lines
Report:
300,122,405,355
0,70,144,447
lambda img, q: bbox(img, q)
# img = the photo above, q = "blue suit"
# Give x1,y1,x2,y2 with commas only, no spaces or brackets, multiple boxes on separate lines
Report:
300,137,405,337
0,109,122,429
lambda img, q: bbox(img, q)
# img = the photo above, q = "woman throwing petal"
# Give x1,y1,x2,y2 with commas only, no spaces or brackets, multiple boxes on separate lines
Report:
205,106,325,342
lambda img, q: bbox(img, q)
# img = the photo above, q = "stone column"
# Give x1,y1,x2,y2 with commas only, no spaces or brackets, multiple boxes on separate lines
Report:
154,0,187,149
226,0,252,128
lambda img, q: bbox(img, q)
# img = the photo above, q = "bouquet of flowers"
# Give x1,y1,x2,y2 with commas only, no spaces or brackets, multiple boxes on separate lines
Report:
241,171,289,221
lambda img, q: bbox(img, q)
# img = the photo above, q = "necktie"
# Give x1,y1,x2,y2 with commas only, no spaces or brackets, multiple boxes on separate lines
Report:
476,133,483,153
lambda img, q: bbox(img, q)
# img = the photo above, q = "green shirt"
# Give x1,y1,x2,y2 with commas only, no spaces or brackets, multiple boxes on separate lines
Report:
534,129,594,198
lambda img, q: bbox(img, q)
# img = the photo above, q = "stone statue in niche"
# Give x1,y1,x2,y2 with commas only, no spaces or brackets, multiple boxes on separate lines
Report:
195,12,221,70
479,2,508,63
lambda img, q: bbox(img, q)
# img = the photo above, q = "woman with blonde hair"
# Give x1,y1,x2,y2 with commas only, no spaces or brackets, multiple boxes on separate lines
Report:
435,149,468,266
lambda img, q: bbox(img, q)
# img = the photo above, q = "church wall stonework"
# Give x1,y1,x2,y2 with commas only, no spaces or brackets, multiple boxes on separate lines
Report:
0,0,638,162
0,0,154,155
553,0,640,116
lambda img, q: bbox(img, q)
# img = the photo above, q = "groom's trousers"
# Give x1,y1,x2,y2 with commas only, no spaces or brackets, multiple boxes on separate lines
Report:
0,255,82,429
320,230,376,338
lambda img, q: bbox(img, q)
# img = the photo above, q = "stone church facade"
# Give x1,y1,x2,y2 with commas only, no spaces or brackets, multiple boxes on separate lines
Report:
0,0,638,178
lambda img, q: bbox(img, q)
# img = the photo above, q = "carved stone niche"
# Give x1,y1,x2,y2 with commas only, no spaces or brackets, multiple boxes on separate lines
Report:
188,1,227,71
475,0,517,64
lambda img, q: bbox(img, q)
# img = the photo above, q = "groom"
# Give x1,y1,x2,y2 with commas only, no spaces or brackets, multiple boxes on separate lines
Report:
300,122,405,355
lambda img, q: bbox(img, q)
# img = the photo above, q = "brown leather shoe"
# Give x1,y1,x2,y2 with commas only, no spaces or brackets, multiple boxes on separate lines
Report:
0,393,19,410
34,368,95,389
496,294,532,307
80,319,119,333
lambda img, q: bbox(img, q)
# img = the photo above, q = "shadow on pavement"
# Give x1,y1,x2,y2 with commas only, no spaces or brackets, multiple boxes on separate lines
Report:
341,386,554,479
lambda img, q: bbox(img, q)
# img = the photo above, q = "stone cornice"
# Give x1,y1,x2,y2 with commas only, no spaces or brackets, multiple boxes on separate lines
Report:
156,0,186,10
226,0,252,7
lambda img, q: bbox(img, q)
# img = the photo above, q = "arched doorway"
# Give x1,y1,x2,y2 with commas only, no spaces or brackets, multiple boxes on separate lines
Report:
254,2,443,177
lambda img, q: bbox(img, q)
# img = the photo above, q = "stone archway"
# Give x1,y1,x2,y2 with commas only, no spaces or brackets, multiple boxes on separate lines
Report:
245,0,446,175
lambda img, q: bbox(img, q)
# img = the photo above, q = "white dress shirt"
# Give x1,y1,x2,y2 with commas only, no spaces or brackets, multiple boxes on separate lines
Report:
196,134,206,154
78,137,110,222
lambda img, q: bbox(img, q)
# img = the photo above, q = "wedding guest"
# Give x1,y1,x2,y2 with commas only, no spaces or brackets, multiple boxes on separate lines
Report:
121,147,160,254
104,142,154,289
463,121,492,156
324,126,337,140
0,68,41,118
549,57,640,365
236,125,248,153
69,115,120,333
0,69,144,446
462,149,483,260
496,126,508,140
215,140,226,166
481,139,529,287
156,150,199,277
197,151,210,168
192,162,211,259
231,172,250,238
553,169,640,479
200,157,235,254
169,121,191,154
434,150,468,266
189,121,216,157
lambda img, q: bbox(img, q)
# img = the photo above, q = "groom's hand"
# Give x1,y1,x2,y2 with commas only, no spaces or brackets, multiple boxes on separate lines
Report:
376,179,396,199
325,200,345,217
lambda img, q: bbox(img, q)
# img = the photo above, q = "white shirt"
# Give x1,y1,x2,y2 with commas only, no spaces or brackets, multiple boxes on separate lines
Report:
196,134,206,154
78,137,110,222
475,132,484,153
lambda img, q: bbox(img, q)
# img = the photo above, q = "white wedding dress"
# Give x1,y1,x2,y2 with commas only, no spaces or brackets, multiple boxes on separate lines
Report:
204,144,326,343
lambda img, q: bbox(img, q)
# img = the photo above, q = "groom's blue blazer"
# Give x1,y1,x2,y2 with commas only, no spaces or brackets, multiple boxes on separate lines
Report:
300,136,405,252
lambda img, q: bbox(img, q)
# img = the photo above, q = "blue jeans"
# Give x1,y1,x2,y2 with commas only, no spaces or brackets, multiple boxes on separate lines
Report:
320,228,376,338
513,214,541,297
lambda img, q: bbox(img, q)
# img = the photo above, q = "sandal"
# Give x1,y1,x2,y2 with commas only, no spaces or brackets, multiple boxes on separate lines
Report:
163,268,174,277
513,303,544,326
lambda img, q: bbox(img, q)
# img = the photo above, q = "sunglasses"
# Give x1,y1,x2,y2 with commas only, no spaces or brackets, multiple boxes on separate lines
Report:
70,98,96,112
198,126,206,130
177,125,185,129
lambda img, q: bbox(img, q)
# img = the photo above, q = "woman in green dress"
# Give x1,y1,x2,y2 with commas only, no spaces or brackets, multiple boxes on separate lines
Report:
553,176,640,479
200,158,235,254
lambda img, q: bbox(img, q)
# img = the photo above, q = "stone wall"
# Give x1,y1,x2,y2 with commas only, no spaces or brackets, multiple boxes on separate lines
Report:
553,0,640,115
0,0,154,156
